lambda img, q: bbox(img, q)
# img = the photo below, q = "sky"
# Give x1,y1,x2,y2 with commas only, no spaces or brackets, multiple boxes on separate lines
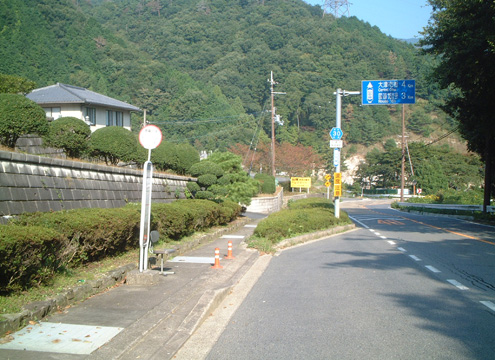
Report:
304,0,433,39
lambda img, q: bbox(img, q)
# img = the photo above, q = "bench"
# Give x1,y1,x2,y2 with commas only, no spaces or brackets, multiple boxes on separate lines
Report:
149,230,176,275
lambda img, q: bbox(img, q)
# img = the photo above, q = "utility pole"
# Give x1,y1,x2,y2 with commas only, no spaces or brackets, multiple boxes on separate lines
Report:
268,71,285,177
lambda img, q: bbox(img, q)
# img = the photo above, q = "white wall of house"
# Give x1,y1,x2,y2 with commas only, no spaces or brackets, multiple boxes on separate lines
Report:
43,104,132,132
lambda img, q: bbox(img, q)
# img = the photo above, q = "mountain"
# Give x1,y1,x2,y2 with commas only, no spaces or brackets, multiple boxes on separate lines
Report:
0,0,457,155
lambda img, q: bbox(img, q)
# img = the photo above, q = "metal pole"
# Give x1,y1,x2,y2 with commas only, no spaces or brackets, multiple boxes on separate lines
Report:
401,104,405,202
335,89,342,219
271,72,276,177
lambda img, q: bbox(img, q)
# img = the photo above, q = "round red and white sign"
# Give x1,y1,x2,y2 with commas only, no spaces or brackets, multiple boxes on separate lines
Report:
139,124,163,150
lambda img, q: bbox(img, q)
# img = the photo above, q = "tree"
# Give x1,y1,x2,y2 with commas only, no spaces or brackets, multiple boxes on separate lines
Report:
0,94,48,148
421,0,495,210
0,74,36,94
44,117,91,158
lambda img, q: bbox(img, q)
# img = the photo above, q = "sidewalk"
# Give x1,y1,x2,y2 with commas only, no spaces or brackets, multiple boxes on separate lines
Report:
0,212,266,360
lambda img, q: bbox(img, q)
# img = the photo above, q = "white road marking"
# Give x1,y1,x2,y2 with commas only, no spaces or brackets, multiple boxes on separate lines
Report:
480,301,495,312
398,247,406,252
169,256,217,264
221,235,245,239
349,216,369,229
447,279,469,290
409,255,421,261
380,235,387,239
387,240,396,245
244,224,257,228
425,265,441,273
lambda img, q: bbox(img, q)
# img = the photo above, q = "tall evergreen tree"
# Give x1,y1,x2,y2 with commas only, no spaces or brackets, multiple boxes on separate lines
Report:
421,0,495,211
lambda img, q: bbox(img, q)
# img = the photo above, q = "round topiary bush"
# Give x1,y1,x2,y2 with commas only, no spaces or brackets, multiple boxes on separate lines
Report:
89,126,137,165
175,143,200,175
44,117,91,158
195,190,215,200
0,94,48,147
189,160,224,178
197,174,217,188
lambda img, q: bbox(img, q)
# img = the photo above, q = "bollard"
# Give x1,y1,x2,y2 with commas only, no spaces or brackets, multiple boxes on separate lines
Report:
225,240,235,260
211,247,223,269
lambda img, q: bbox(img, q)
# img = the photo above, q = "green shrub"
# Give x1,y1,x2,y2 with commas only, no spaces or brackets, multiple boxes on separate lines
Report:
2,200,241,294
288,197,333,210
0,225,64,293
0,94,48,147
89,127,137,165
13,207,141,265
254,173,276,194
195,190,215,200
253,206,351,243
151,141,178,171
217,174,233,186
198,173,217,188
175,143,200,175
189,161,224,177
187,181,201,193
44,117,91,158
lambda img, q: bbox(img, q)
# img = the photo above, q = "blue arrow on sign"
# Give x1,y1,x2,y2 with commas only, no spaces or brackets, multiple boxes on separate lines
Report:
330,127,343,140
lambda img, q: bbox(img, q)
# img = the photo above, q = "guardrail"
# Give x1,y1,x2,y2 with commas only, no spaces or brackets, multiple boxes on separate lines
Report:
396,202,495,213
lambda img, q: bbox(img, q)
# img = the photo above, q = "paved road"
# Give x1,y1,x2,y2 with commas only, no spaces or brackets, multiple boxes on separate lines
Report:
194,199,495,359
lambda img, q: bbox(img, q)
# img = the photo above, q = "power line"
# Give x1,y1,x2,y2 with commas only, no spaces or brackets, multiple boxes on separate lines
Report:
426,126,459,146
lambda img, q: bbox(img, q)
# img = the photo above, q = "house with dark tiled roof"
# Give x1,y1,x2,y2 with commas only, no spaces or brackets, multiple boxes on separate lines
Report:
26,83,141,132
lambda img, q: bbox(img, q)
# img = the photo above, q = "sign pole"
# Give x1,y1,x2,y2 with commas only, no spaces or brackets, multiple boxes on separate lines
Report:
335,89,342,219
138,124,163,273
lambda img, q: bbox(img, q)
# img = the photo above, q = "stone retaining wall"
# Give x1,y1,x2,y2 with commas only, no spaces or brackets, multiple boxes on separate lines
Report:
245,188,284,214
0,150,195,217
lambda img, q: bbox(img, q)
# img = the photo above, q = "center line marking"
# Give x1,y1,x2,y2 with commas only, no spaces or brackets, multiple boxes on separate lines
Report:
387,240,396,245
481,301,495,312
409,255,421,261
398,247,406,252
447,279,469,290
425,265,441,273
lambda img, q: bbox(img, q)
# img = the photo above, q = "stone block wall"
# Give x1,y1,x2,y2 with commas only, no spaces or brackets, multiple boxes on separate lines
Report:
0,150,195,218
245,188,284,214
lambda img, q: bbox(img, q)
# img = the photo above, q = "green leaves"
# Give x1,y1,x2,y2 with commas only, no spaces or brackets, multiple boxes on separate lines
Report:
0,94,48,147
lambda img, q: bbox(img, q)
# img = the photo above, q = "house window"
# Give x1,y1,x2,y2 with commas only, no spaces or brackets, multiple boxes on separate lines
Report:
43,107,61,119
116,111,123,127
85,107,96,125
106,110,114,126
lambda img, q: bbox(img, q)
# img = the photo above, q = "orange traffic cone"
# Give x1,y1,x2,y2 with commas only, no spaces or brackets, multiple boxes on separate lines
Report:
225,240,235,260
211,247,223,269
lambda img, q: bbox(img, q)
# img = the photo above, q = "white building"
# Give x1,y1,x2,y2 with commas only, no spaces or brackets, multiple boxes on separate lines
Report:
26,83,141,132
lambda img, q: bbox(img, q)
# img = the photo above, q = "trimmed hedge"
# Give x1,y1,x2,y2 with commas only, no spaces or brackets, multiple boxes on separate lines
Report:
0,225,65,294
253,198,351,242
2,200,241,294
254,173,276,194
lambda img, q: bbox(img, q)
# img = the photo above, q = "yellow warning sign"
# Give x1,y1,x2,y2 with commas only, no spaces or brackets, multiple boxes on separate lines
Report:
290,177,311,188
334,184,342,197
325,174,331,181
325,181,331,187
334,172,342,185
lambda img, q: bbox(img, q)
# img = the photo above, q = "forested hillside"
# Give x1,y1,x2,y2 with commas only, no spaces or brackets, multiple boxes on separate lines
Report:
0,0,462,162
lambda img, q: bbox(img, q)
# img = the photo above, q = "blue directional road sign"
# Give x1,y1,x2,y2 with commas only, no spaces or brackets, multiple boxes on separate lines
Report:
330,127,343,140
361,79,415,105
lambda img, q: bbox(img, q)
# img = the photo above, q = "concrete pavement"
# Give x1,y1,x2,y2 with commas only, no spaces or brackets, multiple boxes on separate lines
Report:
0,212,266,360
